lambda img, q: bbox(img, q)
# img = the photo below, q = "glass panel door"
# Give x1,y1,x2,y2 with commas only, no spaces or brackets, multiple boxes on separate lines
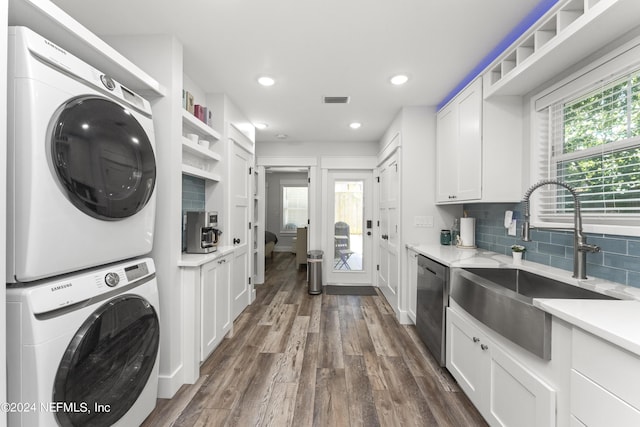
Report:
327,171,373,284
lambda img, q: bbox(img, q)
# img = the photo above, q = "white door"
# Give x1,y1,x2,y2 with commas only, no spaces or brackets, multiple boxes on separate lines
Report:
230,142,251,319
326,171,373,285
377,154,400,310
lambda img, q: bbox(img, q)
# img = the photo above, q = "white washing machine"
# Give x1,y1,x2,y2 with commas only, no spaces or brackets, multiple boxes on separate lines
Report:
7,26,157,283
7,257,160,427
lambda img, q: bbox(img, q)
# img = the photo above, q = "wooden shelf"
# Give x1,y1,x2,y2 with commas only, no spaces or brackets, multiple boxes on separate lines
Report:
485,0,640,98
182,110,221,140
8,0,166,98
182,164,221,182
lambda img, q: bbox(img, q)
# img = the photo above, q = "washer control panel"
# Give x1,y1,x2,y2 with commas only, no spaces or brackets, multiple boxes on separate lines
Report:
24,258,155,315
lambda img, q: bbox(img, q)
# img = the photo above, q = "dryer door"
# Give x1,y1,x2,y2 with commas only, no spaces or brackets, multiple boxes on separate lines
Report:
50,96,156,220
53,295,159,427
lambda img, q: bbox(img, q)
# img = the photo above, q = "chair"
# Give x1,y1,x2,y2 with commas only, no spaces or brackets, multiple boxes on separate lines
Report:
334,221,354,270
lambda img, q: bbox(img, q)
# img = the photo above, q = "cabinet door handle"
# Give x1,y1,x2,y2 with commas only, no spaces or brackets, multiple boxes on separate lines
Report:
473,337,480,343
233,238,241,244
481,344,489,351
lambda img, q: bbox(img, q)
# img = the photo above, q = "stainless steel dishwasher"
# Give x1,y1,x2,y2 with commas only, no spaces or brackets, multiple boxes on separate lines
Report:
416,254,449,366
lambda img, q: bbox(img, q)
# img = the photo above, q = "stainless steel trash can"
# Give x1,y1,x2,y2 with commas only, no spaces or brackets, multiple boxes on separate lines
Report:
307,250,323,295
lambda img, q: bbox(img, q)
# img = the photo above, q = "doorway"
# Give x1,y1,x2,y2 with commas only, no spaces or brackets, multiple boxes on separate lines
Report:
326,171,373,285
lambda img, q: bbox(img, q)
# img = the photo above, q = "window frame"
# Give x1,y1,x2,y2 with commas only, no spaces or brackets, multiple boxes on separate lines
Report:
530,35,640,237
280,181,308,234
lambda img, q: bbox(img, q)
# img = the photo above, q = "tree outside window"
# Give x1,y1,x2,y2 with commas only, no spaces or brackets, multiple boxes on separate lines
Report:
550,70,640,216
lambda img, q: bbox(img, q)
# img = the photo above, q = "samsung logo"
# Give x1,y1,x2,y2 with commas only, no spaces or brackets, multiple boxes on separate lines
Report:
51,283,72,292
44,39,67,56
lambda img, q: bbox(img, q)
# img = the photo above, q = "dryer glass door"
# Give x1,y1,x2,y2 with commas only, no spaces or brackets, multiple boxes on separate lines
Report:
53,295,159,427
51,96,156,220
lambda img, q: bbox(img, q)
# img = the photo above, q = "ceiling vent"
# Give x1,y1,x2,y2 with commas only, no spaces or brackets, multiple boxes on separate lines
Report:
323,96,350,104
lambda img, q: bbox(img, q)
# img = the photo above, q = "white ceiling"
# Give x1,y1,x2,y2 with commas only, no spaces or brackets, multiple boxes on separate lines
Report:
51,0,541,144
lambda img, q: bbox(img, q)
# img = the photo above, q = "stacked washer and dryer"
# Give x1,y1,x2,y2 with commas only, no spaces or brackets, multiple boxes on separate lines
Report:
6,27,160,426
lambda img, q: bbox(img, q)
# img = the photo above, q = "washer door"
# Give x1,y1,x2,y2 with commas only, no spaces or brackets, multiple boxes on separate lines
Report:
53,295,160,427
51,96,156,220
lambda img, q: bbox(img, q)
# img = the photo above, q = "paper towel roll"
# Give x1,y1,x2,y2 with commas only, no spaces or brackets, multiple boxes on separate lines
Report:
459,217,476,248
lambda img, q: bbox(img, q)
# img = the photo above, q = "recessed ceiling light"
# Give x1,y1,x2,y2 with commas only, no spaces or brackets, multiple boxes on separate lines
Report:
349,122,362,129
257,76,275,87
276,133,288,139
254,123,268,130
390,74,409,85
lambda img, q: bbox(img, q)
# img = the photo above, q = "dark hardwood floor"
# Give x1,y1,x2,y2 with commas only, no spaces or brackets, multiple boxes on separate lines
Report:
142,252,487,426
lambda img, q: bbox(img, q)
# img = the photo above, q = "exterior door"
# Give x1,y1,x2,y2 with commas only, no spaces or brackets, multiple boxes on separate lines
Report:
326,171,373,285
377,154,400,311
230,141,251,319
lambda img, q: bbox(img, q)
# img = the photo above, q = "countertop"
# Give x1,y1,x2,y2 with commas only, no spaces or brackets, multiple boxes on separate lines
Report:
178,245,235,268
407,243,640,357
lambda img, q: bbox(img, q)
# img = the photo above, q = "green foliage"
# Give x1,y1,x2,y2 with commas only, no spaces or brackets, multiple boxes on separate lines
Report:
558,72,640,214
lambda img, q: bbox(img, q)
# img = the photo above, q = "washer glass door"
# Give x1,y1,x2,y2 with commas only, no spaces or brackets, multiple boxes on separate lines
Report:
51,96,156,220
53,295,160,427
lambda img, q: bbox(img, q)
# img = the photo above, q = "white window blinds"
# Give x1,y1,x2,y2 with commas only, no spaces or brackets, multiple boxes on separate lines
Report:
539,68,640,222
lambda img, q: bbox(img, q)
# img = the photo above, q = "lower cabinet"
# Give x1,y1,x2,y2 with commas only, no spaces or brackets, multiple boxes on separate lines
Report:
200,254,232,362
446,307,556,427
570,328,640,426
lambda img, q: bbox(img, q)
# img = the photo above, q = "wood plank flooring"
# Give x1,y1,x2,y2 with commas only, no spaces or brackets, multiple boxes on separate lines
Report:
142,253,487,427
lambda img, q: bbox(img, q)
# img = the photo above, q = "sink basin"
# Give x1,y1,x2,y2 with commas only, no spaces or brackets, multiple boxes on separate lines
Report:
450,268,618,360
463,268,618,301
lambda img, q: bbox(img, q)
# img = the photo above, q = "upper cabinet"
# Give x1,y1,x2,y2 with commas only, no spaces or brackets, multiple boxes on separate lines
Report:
436,78,482,203
436,78,524,205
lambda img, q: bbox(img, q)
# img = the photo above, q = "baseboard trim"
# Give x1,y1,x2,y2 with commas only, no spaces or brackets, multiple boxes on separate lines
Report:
157,364,184,399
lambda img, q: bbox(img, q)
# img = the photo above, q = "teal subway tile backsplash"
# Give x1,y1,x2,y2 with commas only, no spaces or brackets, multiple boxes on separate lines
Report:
182,175,206,251
464,203,640,288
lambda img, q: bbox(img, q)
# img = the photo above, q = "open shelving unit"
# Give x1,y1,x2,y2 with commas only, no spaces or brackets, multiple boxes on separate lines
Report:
181,110,223,182
484,0,640,98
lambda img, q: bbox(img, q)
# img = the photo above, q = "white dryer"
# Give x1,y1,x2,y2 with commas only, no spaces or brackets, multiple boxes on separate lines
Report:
7,26,157,283
7,257,160,427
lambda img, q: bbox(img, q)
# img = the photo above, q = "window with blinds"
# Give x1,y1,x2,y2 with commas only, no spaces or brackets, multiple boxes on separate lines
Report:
541,68,640,222
282,186,308,230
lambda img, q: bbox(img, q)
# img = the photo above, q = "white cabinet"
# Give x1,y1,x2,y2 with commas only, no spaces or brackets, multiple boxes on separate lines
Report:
436,78,482,203
447,307,556,427
436,78,524,204
570,328,640,426
200,254,232,362
406,248,418,323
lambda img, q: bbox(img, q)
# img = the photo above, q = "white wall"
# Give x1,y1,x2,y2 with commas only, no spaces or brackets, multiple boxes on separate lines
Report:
1,0,8,423
105,34,186,398
265,172,308,251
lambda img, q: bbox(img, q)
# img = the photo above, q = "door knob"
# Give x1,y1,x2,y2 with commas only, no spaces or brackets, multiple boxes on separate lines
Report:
233,238,241,244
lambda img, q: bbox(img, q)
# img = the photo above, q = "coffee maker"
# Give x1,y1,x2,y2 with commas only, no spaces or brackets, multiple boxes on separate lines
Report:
185,211,222,253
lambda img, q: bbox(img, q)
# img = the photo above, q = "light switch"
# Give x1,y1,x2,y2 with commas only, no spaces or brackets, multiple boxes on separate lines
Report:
414,216,434,228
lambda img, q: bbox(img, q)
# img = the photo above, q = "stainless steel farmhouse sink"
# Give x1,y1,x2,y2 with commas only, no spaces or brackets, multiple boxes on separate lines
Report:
450,268,618,360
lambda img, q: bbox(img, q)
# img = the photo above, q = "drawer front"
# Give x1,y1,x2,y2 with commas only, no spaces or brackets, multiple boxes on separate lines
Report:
571,370,640,427
572,328,640,409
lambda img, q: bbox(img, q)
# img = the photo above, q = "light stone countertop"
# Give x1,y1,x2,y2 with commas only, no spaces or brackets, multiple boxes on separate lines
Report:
178,245,236,268
407,243,640,356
